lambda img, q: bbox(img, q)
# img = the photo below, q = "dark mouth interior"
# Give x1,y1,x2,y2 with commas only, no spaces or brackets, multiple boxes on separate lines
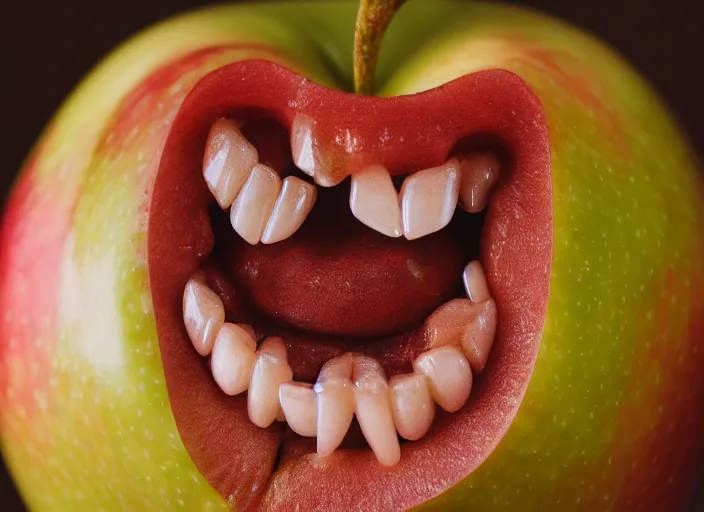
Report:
147,59,552,511
197,114,509,456
205,114,509,353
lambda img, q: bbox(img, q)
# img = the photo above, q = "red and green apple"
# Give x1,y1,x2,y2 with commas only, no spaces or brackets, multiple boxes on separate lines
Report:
1,0,703,510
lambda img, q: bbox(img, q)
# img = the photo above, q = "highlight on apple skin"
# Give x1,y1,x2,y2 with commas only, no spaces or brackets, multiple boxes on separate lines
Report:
1,1,703,511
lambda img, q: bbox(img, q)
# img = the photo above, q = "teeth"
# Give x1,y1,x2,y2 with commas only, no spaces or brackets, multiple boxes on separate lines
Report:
457,153,499,213
182,260,492,467
400,159,460,240
352,356,401,467
424,259,496,373
180,267,493,463
183,271,225,356
230,164,282,245
460,299,497,373
388,373,435,441
424,299,478,349
314,353,355,457
463,260,490,303
210,323,257,396
261,176,317,244
279,382,317,437
248,337,293,428
349,164,403,238
413,346,472,413
290,115,318,179
203,119,259,209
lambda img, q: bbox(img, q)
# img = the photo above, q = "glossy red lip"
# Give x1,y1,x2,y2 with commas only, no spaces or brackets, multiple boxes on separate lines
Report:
147,59,551,511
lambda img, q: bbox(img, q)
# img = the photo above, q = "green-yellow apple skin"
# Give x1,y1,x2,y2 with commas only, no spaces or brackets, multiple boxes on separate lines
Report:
1,1,703,510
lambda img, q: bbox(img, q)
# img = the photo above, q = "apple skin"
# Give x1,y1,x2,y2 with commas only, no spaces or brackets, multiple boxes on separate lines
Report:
1,1,703,510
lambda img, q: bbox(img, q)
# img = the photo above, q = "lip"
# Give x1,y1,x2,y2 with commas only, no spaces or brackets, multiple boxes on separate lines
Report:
147,59,552,510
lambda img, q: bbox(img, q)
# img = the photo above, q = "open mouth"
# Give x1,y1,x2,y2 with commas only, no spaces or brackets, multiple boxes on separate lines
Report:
189,113,500,459
148,60,551,510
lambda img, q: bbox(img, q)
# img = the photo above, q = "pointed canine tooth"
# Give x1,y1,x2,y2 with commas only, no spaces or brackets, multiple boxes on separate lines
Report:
400,159,460,240
279,382,317,437
388,373,435,441
314,353,354,457
349,164,403,238
183,272,225,356
210,323,257,396
413,346,472,413
261,176,317,244
460,299,498,373
352,356,400,466
463,260,490,303
458,153,499,213
248,337,293,428
203,119,259,209
230,164,282,245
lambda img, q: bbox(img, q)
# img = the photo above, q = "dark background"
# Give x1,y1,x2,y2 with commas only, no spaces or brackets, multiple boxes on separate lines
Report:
0,0,702,510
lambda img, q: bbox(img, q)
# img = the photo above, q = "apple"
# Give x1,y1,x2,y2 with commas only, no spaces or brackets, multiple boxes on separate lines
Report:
1,0,703,510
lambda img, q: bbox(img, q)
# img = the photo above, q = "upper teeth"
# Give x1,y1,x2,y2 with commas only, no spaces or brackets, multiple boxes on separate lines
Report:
349,164,403,238
400,159,461,240
203,118,258,210
290,114,318,179
457,152,500,213
354,154,499,240
202,119,499,245
203,119,317,245
261,176,317,245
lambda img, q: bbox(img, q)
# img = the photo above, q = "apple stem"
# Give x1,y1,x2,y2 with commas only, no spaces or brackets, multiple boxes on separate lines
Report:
354,0,407,95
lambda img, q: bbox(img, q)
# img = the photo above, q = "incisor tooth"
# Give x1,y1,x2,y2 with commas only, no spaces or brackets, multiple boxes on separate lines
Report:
211,323,257,396
414,346,472,413
463,260,490,303
353,356,400,466
183,272,225,356
203,119,258,209
389,373,435,441
400,159,460,240
261,176,317,244
314,353,355,457
349,164,403,238
290,115,317,178
230,164,282,245
458,152,499,213
279,382,317,437
248,337,293,428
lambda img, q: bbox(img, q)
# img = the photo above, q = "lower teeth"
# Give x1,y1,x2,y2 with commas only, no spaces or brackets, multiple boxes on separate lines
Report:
181,258,497,466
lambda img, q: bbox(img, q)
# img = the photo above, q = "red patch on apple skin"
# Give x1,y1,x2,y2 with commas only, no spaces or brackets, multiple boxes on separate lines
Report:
103,44,285,153
148,60,552,510
0,152,71,422
502,35,626,152
611,260,704,509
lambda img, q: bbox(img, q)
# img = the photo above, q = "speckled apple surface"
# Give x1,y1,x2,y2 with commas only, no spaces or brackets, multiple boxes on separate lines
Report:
1,1,703,511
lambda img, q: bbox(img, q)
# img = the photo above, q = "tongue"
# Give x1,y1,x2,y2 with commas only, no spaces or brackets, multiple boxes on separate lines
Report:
219,182,468,339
